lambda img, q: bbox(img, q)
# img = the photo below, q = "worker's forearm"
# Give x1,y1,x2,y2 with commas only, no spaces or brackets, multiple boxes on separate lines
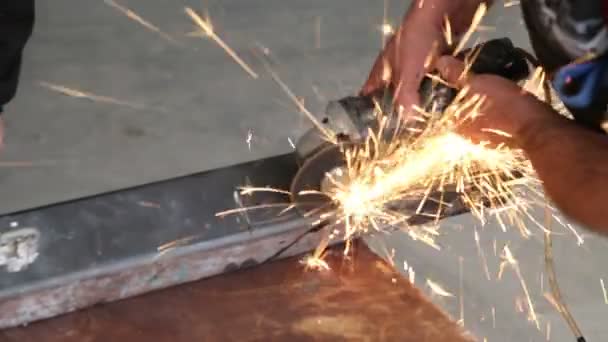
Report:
517,107,608,232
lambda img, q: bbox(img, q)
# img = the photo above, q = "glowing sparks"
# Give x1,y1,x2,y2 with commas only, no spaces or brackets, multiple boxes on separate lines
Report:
185,7,259,79
504,0,521,8
443,15,453,47
302,237,331,272
138,201,161,209
380,23,394,36
0,161,56,167
474,229,491,280
502,246,540,329
157,235,198,257
427,279,454,297
259,58,337,144
315,16,322,49
246,129,253,150
104,0,180,46
602,278,608,304
459,256,465,326
403,260,416,284
381,0,391,46
302,254,330,271
39,81,147,110
453,3,487,56
216,5,587,335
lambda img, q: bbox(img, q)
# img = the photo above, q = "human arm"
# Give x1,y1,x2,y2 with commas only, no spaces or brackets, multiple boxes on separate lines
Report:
361,0,493,112
437,56,608,232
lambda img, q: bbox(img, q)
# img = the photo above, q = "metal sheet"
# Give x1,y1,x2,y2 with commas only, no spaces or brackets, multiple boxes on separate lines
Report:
0,242,473,342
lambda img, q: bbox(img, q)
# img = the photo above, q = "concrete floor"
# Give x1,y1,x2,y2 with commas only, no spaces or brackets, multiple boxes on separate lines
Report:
1,0,606,341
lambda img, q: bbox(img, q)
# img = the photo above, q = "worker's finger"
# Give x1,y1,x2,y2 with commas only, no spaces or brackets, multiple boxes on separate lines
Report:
435,56,469,87
361,36,396,96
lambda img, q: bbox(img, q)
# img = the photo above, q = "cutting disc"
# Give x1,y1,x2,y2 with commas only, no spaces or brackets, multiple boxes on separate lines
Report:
290,144,346,217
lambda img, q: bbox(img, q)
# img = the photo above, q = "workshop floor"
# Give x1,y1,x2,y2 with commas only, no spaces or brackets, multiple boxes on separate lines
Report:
2,0,605,341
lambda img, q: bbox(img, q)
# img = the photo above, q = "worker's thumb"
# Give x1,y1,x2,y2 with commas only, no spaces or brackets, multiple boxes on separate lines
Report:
435,56,468,87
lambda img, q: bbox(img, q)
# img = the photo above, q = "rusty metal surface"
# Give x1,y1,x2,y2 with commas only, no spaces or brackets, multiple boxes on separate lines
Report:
0,221,337,329
0,242,472,342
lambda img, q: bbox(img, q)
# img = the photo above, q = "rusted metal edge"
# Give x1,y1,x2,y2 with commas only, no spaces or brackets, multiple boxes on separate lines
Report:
0,218,336,329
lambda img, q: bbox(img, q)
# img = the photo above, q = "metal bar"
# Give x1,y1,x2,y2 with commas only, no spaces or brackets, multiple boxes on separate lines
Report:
0,153,331,328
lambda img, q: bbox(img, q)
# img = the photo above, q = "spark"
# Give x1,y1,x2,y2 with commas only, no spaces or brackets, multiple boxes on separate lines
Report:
404,260,416,284
380,23,394,36
246,129,253,150
303,235,331,271
138,201,161,208
474,228,491,280
543,292,561,312
408,267,416,284
258,58,336,144
216,9,586,334
301,254,330,271
288,137,296,149
315,16,322,49
502,246,540,329
39,81,147,110
381,0,391,46
504,0,520,8
427,279,454,297
239,186,292,196
157,235,198,256
602,278,608,304
185,7,259,79
443,15,453,46
104,0,180,46
0,161,56,167
453,3,487,56
459,256,465,326
476,25,496,32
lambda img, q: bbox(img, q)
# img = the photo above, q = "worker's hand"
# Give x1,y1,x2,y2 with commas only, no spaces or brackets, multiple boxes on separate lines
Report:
361,1,491,115
361,6,446,114
435,55,555,147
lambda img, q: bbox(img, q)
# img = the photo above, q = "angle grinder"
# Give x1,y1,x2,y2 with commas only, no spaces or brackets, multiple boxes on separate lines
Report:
290,38,531,225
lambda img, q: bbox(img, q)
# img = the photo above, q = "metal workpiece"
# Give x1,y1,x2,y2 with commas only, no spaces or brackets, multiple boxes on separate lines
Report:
0,153,327,328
